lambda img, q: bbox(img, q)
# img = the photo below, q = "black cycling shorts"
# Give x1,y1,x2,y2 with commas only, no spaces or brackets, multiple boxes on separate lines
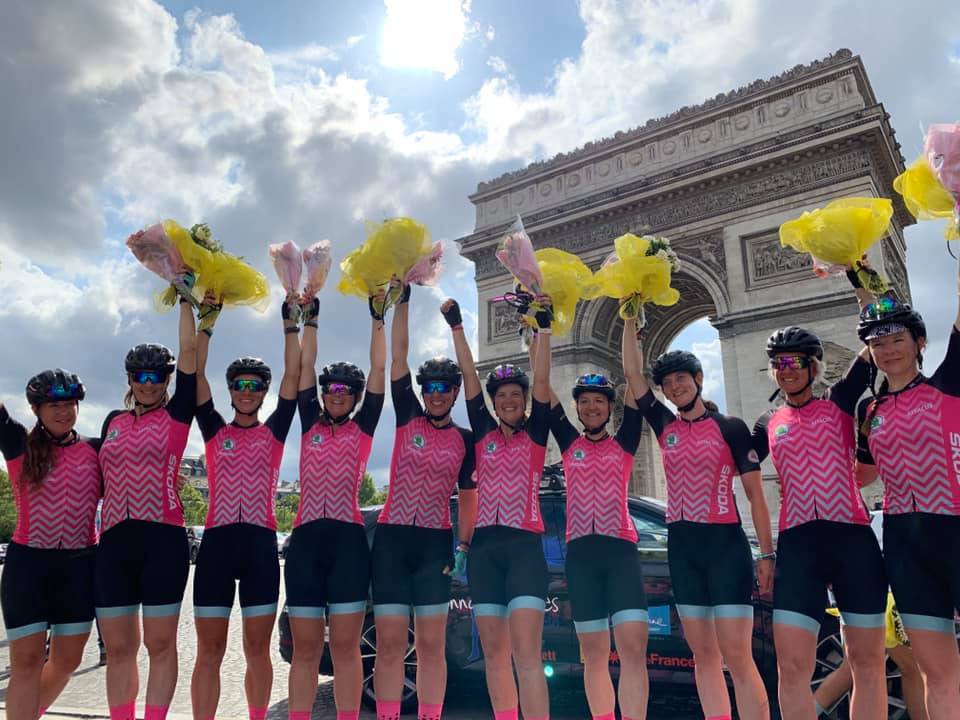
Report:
1,542,96,640
193,523,280,619
773,520,887,634
566,534,648,634
284,518,370,618
371,523,452,615
468,525,548,616
95,519,189,618
883,512,960,634
668,521,754,620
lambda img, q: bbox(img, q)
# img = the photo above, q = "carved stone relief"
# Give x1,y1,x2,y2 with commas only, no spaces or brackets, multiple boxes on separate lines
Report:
744,231,812,288
487,302,522,344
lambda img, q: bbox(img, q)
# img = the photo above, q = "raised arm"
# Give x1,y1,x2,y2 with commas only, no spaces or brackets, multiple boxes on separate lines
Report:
196,328,213,406
622,315,649,399
527,333,560,407
442,299,481,402
366,294,387,396
177,300,198,375
298,297,319,392
279,298,301,401
531,311,552,406
391,287,411,381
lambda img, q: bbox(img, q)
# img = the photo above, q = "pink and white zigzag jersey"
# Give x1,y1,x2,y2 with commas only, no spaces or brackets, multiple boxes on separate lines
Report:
639,390,760,524
858,330,960,515
98,372,196,532
0,407,101,549
753,359,871,530
296,385,384,527
197,396,297,530
466,395,549,533
551,403,643,542
379,375,476,529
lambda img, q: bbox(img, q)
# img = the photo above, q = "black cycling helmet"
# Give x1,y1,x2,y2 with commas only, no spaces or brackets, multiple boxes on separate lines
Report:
650,350,702,386
857,297,927,343
25,369,85,406
125,343,176,374
318,361,366,394
416,357,462,388
485,364,529,397
766,326,824,360
226,357,272,387
572,373,616,401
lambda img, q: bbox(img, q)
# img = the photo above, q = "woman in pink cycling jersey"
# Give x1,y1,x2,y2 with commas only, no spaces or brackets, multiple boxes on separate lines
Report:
854,279,960,720
285,293,386,720
442,297,551,720
96,297,197,720
533,312,650,720
189,295,301,720
1,370,101,720
633,346,774,720
371,285,478,720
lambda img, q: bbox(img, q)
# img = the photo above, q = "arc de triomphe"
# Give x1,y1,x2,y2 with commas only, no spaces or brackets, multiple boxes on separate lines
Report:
457,50,912,514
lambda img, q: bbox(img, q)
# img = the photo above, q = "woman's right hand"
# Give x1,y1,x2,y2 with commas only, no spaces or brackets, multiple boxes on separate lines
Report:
441,298,462,328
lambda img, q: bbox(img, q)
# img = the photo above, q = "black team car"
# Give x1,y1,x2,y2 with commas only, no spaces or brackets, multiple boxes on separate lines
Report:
278,465,908,717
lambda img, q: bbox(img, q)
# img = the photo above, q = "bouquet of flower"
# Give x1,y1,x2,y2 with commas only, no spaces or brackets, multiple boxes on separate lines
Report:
512,249,592,337
583,233,681,325
269,241,303,295
495,216,543,295
302,240,333,298
778,197,893,293
127,223,194,307
404,241,443,287
894,125,960,242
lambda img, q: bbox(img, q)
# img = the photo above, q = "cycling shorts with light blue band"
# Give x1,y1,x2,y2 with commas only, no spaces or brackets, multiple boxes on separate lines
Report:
284,518,370,618
95,519,189,619
668,521,755,621
772,519,886,635
193,523,280,619
567,534,648,634
469,526,548,617
372,523,453,618
883,512,960,635
1,543,96,640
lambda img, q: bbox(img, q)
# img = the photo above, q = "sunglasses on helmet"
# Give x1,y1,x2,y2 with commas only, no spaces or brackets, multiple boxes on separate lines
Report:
493,366,522,379
322,382,353,395
577,373,611,387
422,380,453,395
861,296,899,322
46,383,82,400
770,355,812,371
231,379,267,393
131,370,167,385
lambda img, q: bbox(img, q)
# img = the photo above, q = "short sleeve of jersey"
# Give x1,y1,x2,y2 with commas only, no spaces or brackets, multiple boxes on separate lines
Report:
265,396,298,443
391,374,422,428
456,426,477,490
195,400,226,443
615,405,644,455
548,404,580,454
297,386,321,435
167,370,197,425
636,389,675,438
751,410,773,462
827,357,871,416
0,406,27,460
354,391,385,437
856,397,875,464
715,414,762,474
930,327,960,397
528,399,551,447
466,394,497,438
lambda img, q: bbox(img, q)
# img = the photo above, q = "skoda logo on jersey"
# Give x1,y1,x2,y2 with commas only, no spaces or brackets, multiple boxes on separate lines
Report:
222,438,235,451
311,433,324,445
665,433,679,448
412,434,425,449
106,428,120,441
485,441,497,454
870,416,884,431
774,424,789,438
573,448,587,461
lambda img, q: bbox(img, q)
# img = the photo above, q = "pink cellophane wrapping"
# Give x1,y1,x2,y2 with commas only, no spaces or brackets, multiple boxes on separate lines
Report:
302,240,333,298
404,241,443,286
127,223,185,282
495,215,543,294
268,241,302,296
924,123,960,196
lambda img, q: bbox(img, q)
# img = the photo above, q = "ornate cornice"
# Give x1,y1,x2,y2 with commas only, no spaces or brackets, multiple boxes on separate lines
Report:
474,50,862,196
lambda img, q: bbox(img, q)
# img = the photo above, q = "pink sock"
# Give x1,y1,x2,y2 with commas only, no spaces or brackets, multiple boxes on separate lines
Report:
493,710,518,720
249,708,267,720
144,705,169,720
706,716,733,720
418,702,443,720
376,700,401,720
38,708,47,718
336,711,360,720
524,716,549,720
289,711,312,720
109,703,136,720
593,714,615,720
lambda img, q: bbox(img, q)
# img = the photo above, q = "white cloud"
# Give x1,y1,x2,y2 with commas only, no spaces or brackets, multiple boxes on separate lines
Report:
380,0,471,79
346,35,365,47
486,55,509,75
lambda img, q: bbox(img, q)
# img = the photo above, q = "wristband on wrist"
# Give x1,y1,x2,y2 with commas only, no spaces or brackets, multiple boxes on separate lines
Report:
539,328,552,335
757,552,776,561
457,541,470,550
451,324,464,332
284,326,300,335
201,328,213,337
304,320,318,328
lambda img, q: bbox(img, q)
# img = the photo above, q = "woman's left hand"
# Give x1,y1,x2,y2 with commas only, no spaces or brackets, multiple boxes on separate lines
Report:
756,558,775,594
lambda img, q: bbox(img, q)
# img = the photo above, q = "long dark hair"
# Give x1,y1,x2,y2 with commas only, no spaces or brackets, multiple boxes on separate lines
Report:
21,422,55,486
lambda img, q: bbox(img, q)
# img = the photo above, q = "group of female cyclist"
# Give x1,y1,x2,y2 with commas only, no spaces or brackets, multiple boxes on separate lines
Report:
1,247,959,720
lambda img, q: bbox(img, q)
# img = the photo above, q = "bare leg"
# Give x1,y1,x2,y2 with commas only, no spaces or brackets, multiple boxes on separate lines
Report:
715,617,769,720
373,615,410,703
100,614,141,710
509,609,548,719
190,617,228,720
904,628,960,720
242,613,276,712
287,616,325,713
578,630,614,718
38,633,90,709
775,623,818,720
328,612,365,712
476,616,518,712
6,632,47,720
613,621,649,720
142,614,181,709
413,614,448,706
679,617,730,718
842,625,887,720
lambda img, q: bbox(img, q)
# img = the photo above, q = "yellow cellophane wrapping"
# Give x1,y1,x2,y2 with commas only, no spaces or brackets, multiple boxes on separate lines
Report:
778,198,893,267
519,248,592,338
583,233,680,320
892,157,959,240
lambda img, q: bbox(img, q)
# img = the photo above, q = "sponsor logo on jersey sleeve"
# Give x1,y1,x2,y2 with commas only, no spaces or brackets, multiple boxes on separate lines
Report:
485,441,497,454
311,433,324,445
747,449,760,464
412,434,425,449
774,424,789,438
573,448,586,461
665,433,679,447
222,438,235,451
106,428,120,441
870,416,884,431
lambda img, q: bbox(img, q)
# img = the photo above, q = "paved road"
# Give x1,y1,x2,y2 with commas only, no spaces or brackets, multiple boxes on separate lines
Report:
0,564,703,719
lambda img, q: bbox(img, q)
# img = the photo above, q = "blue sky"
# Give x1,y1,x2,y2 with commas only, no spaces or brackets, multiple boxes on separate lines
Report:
1,0,958,487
